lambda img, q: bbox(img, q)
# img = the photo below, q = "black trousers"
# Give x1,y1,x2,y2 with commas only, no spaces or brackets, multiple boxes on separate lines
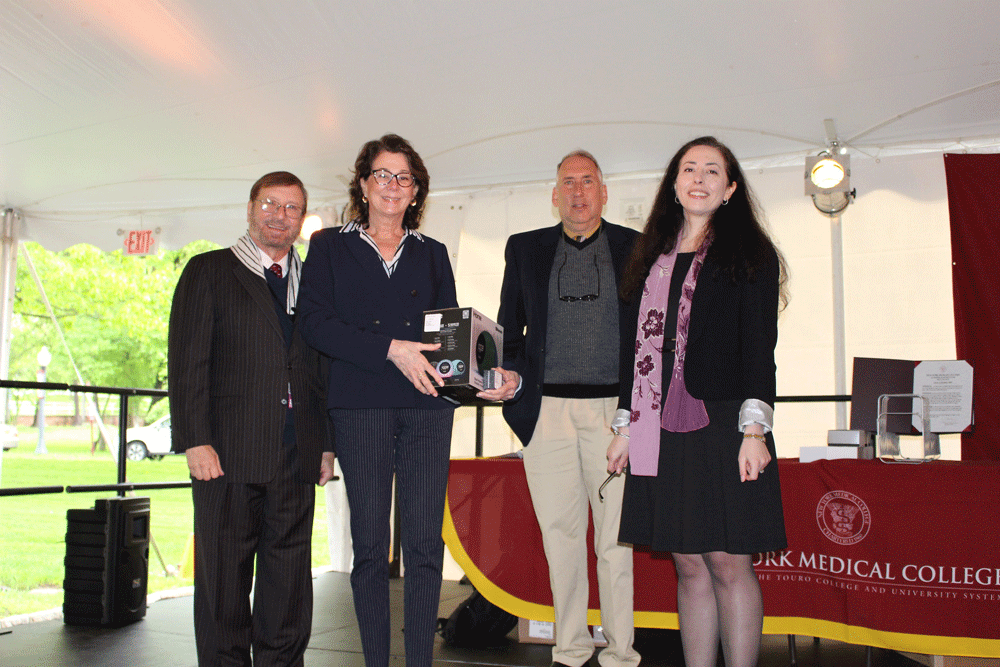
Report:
331,407,454,667
191,444,315,667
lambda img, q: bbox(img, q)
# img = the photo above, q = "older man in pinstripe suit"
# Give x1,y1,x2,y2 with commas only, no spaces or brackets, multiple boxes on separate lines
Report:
169,171,335,666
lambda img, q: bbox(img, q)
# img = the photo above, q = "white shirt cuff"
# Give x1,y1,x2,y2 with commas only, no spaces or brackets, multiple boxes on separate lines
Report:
738,398,773,433
612,408,631,430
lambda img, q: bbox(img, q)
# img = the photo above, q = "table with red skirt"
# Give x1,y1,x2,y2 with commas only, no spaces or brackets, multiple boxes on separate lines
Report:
443,456,1000,658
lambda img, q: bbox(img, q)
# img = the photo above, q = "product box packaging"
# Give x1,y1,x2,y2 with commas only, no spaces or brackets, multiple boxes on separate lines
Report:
516,618,607,646
422,307,504,404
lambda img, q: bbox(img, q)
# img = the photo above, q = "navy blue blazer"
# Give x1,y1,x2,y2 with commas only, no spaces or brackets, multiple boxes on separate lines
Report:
297,226,458,410
497,220,639,446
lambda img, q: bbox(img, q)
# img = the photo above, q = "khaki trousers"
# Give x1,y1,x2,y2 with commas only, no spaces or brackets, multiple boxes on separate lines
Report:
523,396,641,667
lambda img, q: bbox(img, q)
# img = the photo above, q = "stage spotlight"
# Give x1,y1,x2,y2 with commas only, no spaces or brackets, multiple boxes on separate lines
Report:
805,151,855,216
810,157,846,189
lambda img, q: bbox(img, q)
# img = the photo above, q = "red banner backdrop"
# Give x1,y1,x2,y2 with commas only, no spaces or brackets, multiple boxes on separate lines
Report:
444,457,1000,658
945,153,1000,460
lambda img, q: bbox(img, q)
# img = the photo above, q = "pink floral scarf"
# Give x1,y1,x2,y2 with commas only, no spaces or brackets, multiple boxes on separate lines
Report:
629,237,711,476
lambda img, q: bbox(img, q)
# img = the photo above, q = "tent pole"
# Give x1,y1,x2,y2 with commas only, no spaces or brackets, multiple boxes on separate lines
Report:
0,209,21,485
0,209,21,424
831,214,848,429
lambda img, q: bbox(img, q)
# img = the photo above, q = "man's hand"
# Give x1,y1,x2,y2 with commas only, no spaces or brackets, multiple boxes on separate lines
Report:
186,444,224,481
388,340,444,396
476,367,520,402
318,452,337,486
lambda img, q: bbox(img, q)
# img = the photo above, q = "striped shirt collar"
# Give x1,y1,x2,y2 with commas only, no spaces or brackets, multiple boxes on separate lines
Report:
230,233,300,314
341,219,423,277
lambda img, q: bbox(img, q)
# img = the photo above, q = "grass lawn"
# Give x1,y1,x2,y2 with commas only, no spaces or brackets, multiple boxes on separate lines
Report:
0,425,331,619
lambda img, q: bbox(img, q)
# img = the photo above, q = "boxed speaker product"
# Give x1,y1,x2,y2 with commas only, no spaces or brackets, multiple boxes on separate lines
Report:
422,307,504,403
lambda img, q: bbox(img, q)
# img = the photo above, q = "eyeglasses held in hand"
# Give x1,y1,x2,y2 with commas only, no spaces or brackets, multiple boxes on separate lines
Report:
598,472,617,502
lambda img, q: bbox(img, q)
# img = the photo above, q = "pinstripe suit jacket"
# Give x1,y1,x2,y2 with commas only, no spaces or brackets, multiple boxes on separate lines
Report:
168,248,329,484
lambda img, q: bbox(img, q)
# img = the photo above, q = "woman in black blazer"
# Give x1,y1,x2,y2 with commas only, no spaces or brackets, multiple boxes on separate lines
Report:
298,135,457,667
607,137,787,667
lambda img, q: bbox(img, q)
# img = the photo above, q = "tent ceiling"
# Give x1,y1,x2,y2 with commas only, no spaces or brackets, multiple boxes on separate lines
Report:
3,0,1000,249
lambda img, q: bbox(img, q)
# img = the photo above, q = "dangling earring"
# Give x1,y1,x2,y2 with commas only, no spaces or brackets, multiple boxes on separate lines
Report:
722,198,729,206
362,196,368,204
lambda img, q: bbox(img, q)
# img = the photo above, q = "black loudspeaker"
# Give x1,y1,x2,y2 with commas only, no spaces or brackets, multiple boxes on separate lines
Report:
63,496,150,626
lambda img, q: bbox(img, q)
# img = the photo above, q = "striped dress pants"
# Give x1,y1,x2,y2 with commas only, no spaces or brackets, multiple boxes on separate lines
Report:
331,407,454,667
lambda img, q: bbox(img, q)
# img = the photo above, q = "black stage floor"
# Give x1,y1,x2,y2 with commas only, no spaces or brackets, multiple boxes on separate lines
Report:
0,571,922,666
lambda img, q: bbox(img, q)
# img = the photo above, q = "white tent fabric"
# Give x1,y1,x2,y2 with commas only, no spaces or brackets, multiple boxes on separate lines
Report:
1,0,985,577
3,0,1000,250
0,0,983,453
2,0,987,450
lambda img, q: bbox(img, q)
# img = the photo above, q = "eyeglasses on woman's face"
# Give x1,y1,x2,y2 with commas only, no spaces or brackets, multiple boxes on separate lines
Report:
369,169,415,188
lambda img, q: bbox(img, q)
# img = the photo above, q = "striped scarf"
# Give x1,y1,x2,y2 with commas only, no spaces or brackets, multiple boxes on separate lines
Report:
230,234,300,314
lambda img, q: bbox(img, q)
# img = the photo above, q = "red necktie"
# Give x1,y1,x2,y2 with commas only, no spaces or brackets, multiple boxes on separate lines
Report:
268,263,282,279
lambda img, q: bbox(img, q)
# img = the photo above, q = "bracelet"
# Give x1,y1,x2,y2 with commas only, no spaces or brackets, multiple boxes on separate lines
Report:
743,433,766,442
611,425,630,439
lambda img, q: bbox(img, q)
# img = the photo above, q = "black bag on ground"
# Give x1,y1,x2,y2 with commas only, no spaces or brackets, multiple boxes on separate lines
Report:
437,588,518,647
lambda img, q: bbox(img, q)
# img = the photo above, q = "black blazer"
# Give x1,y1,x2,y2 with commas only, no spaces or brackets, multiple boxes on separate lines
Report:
297,227,458,410
168,249,330,484
497,220,639,446
618,248,780,411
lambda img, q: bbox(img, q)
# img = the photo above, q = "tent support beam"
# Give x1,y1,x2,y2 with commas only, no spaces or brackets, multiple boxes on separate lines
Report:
1,209,21,421
831,214,848,429
0,208,21,483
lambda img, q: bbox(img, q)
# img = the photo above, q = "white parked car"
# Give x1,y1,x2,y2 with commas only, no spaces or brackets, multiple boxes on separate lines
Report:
125,415,174,461
1,424,18,451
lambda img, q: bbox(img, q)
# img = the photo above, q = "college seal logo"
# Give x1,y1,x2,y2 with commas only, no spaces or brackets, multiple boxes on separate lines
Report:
816,490,871,545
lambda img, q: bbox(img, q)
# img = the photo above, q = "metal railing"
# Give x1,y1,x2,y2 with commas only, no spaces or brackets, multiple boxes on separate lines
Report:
1,380,853,495
0,380,183,497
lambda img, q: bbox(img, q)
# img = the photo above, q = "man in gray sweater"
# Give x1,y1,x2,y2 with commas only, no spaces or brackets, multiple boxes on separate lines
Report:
481,151,640,667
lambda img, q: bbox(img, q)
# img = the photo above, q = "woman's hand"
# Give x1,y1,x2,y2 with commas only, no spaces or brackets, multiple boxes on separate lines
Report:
476,367,520,402
387,340,444,396
738,433,771,482
607,432,630,474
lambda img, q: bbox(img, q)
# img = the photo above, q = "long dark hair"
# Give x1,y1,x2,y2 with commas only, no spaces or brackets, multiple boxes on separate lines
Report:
619,136,788,307
347,134,430,230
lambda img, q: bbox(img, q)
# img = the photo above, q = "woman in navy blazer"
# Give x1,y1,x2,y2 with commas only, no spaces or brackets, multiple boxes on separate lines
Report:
608,137,788,667
298,135,457,667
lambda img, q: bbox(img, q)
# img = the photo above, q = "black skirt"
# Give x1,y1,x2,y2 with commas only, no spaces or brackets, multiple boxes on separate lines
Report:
618,399,787,555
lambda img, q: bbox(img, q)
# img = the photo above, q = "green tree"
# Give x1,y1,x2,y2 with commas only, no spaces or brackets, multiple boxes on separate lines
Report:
10,240,219,422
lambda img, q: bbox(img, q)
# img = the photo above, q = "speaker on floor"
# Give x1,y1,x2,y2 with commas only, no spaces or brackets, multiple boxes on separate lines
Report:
63,496,150,627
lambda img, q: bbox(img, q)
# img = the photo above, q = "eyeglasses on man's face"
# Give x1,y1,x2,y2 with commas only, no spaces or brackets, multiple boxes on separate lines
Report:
258,197,305,219
370,169,415,188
